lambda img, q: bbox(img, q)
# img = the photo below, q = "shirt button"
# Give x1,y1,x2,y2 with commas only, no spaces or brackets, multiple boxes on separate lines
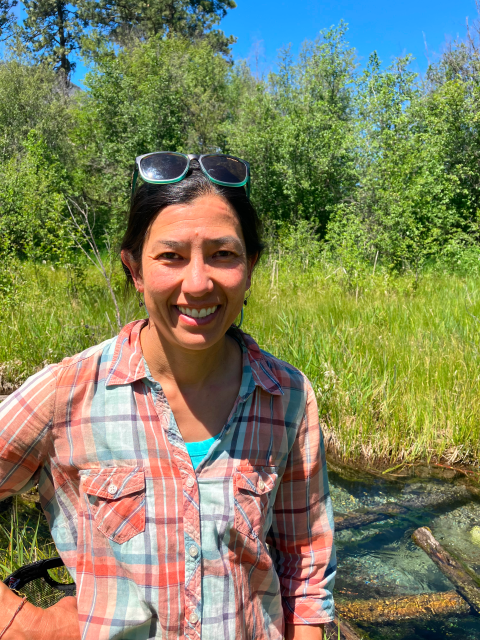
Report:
258,480,265,490
108,484,117,495
189,545,199,558
189,613,199,624
186,477,195,488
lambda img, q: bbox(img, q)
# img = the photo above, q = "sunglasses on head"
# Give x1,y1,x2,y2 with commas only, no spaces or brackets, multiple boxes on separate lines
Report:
131,152,251,198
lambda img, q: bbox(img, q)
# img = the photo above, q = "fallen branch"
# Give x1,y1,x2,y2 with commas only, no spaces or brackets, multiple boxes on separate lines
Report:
335,485,472,531
336,590,470,624
335,503,408,531
412,527,480,614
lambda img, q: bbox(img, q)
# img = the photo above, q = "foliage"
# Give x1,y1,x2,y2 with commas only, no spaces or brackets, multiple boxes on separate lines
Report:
20,0,87,75
326,52,480,272
81,0,236,52
0,0,17,40
6,0,236,75
71,35,234,235
228,23,357,236
0,58,72,163
0,130,74,262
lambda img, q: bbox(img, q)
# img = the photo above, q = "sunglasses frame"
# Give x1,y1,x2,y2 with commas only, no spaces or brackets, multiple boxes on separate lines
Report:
132,152,251,198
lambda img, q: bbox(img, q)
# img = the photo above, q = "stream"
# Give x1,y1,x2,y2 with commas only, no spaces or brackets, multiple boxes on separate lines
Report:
330,467,480,639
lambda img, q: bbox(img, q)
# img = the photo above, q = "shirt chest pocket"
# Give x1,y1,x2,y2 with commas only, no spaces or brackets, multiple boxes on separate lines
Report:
233,466,278,540
80,466,146,544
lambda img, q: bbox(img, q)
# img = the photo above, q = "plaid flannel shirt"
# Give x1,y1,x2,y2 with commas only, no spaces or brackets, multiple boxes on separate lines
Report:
0,320,336,639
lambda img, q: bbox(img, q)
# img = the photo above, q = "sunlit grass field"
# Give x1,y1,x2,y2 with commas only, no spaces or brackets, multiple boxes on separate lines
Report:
2,259,480,468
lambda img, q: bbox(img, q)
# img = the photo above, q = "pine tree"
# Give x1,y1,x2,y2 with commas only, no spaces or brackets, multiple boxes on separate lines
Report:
20,0,87,76
81,0,236,49
0,0,17,41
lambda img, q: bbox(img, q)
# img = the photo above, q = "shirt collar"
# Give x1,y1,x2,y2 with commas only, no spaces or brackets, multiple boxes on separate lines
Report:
233,329,284,397
105,320,147,387
105,320,284,397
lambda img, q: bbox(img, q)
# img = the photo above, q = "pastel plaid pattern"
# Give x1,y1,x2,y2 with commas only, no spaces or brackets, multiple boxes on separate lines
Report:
0,320,336,639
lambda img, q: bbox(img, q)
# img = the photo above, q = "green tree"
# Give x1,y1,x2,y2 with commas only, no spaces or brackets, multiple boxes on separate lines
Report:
20,0,87,76
228,23,357,236
82,0,236,52
0,58,72,162
327,49,480,271
72,35,233,236
0,130,73,262
0,0,17,40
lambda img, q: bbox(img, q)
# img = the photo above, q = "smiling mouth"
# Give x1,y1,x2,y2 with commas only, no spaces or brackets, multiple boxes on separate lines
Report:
176,305,219,319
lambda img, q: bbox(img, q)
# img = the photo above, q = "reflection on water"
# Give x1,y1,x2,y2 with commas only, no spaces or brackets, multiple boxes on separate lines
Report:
330,469,480,639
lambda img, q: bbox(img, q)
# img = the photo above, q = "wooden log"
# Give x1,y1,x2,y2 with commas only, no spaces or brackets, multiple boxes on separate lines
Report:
335,485,472,531
412,527,480,614
335,503,408,531
336,590,470,624
324,616,364,640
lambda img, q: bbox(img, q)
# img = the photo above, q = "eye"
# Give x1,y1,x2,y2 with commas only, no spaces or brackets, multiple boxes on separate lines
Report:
159,252,182,260
213,250,234,258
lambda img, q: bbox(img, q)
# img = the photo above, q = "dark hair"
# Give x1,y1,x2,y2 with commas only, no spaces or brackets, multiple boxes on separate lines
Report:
121,168,264,283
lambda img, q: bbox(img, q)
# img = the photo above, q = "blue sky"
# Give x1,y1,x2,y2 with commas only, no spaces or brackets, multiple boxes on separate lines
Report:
68,0,476,85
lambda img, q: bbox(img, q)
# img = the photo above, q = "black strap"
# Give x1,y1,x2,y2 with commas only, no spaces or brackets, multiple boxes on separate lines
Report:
3,558,76,597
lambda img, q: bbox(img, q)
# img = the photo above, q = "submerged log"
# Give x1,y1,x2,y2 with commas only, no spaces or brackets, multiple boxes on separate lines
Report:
412,527,480,614
335,485,472,531
324,616,364,640
336,590,470,624
335,503,408,531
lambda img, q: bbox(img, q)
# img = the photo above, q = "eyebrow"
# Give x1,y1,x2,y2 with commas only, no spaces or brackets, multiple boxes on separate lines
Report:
152,236,243,250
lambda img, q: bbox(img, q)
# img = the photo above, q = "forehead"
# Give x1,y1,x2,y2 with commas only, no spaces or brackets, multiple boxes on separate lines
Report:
145,195,244,245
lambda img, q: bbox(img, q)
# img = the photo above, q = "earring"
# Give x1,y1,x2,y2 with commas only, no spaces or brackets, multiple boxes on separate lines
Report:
136,290,144,308
244,289,251,306
238,307,244,329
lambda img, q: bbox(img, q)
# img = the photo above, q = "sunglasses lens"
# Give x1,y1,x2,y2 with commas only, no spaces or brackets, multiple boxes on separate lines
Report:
201,155,247,184
139,153,188,181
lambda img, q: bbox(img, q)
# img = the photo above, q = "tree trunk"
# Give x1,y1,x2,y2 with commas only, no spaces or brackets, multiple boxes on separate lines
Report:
412,527,480,614
56,0,69,76
336,590,470,624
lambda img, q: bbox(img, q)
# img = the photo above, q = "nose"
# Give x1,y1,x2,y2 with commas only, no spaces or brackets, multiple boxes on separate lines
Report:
181,253,214,298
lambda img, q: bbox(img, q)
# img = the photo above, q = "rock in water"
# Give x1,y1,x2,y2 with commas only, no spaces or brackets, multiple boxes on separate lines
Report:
470,525,480,546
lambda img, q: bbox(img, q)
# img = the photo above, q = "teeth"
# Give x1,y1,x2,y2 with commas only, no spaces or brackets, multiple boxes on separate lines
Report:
178,306,218,318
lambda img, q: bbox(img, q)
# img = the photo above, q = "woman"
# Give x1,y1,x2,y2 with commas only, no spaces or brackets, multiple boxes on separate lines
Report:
0,153,336,640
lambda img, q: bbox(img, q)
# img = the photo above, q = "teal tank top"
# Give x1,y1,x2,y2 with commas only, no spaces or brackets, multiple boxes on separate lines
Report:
185,435,217,470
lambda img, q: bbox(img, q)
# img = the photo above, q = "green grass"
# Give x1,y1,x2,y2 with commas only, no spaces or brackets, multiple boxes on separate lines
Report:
3,259,480,468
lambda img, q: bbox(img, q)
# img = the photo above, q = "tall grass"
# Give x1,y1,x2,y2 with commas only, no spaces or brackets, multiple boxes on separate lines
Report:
2,259,480,467
247,261,480,467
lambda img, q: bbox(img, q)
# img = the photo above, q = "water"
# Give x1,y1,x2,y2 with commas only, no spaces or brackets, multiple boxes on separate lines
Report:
329,468,480,639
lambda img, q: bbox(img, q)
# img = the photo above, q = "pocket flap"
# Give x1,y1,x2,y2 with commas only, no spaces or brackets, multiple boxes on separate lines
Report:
81,466,145,500
234,466,277,495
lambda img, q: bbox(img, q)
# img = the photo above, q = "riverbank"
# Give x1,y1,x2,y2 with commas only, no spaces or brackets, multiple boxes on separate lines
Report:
2,260,480,469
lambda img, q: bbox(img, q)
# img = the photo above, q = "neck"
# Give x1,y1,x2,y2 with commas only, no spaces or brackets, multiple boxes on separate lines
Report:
140,320,236,388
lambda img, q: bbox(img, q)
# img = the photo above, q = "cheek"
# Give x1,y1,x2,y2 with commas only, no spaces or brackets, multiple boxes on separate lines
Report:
216,266,248,294
143,265,179,296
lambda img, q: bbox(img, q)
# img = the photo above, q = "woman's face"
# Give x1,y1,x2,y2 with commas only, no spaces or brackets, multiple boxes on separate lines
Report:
122,195,255,351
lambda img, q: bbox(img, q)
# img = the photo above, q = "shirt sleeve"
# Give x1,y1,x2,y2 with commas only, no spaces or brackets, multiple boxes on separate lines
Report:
0,366,56,499
267,377,336,625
